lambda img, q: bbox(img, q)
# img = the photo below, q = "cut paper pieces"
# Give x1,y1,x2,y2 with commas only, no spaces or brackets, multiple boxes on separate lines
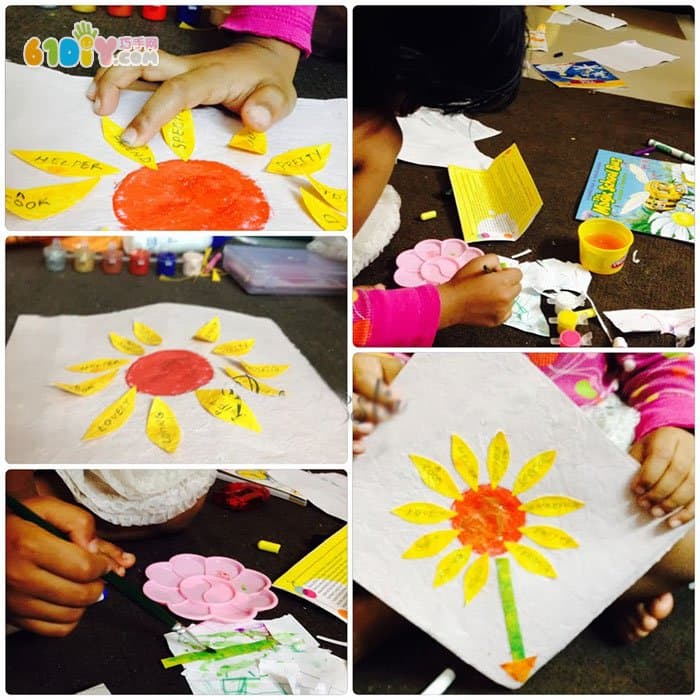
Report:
300,187,347,231
266,143,331,176
575,40,680,73
558,6,627,30
193,317,220,342
161,110,195,161
307,175,348,213
273,525,348,621
101,116,158,170
603,308,694,345
394,239,484,287
11,150,119,177
212,339,255,356
229,128,268,155
109,332,145,355
448,144,543,242
6,178,100,220
163,615,346,694
7,303,346,463
133,321,162,346
143,554,277,623
239,361,289,378
354,353,691,688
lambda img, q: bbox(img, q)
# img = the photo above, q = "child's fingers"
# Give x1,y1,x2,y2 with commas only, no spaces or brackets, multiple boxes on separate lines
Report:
6,590,88,625
352,394,390,425
8,562,105,608
353,355,400,409
353,422,374,441
90,66,147,116
353,440,367,456
653,475,694,518
668,500,695,528
9,615,81,638
239,83,297,132
94,538,136,571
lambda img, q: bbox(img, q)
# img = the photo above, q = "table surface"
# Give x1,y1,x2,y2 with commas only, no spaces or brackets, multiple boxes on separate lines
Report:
5,242,347,399
6,477,348,694
355,77,694,348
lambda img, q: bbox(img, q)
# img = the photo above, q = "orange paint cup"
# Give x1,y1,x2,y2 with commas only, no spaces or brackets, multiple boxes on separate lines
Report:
578,219,634,275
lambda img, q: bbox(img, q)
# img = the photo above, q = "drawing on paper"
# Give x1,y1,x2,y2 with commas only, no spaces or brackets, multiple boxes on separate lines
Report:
392,431,584,683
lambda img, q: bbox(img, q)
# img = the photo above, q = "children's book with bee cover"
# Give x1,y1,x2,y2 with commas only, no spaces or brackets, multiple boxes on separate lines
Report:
576,149,695,243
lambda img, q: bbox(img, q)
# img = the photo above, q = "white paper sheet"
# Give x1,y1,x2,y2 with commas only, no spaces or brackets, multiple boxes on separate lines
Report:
547,11,578,26
604,308,695,342
5,62,347,231
397,107,498,169
271,470,348,521
5,303,347,464
575,40,680,72
354,353,689,688
561,6,627,30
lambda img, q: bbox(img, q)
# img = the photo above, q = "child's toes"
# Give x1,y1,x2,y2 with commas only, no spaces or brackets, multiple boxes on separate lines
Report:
648,591,674,620
614,593,674,643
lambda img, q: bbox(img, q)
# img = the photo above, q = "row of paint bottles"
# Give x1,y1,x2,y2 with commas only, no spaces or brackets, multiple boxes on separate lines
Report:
69,7,202,22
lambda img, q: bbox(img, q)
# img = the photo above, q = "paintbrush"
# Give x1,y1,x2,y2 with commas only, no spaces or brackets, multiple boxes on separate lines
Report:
6,494,211,651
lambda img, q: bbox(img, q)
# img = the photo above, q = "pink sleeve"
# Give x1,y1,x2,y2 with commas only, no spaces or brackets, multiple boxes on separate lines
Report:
616,353,695,440
353,286,441,347
221,6,316,57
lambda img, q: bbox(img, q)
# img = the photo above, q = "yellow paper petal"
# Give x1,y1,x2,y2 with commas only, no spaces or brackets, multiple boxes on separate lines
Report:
519,495,585,516
54,370,119,396
67,358,130,373
161,110,195,161
464,553,490,604
487,431,510,488
266,143,331,175
82,386,137,441
146,397,181,453
434,545,472,588
109,332,145,356
12,150,119,177
224,369,285,397
133,322,162,346
6,178,100,220
300,187,348,231
505,542,557,578
451,434,479,491
519,525,579,549
239,361,289,378
307,174,347,213
401,530,459,559
391,502,457,525
101,116,158,170
228,128,267,155
212,339,255,356
511,450,557,495
211,268,221,283
409,454,462,500
195,389,261,433
193,317,220,342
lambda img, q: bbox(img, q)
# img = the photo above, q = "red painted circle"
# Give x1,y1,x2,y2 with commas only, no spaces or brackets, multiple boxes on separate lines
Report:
113,159,270,230
125,349,213,396
452,485,525,556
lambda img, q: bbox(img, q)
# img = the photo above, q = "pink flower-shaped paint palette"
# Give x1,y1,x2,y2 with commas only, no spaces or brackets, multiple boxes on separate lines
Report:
143,554,278,623
394,238,484,287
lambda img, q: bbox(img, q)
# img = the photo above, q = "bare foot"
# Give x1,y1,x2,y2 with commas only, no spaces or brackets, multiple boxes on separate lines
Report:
615,592,675,643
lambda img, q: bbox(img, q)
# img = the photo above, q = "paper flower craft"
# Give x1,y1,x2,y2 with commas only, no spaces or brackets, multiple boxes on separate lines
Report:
143,554,278,623
393,431,583,683
394,239,484,287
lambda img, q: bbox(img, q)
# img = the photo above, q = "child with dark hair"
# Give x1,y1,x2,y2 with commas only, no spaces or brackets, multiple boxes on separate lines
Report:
353,6,528,347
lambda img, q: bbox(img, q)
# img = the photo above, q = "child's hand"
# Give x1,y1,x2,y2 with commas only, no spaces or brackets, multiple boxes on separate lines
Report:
629,427,694,528
6,496,135,637
352,353,404,455
87,38,300,147
437,254,523,329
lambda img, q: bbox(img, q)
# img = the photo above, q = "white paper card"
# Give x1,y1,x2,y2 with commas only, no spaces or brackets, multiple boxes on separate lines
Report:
354,353,689,688
5,303,347,464
575,40,680,72
561,6,627,30
604,308,694,339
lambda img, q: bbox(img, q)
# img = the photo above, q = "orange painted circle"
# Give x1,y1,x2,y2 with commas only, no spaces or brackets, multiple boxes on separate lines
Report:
113,159,270,230
452,485,525,556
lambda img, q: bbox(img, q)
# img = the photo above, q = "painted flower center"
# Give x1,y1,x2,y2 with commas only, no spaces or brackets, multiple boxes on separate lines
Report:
451,485,525,555
126,349,213,396
671,211,694,227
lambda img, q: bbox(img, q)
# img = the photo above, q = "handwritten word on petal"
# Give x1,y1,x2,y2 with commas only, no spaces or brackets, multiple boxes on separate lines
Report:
519,525,579,549
408,454,461,499
192,317,220,342
133,322,162,346
146,397,181,453
82,386,137,440
434,545,472,588
487,431,510,488
54,370,119,396
67,358,130,373
6,178,100,220
212,339,255,356
228,128,267,155
266,143,331,176
300,187,347,231
505,542,557,578
464,553,490,603
109,332,145,356
224,369,285,397
12,150,119,177
392,502,457,525
451,434,479,491
511,450,556,495
102,116,158,170
162,110,195,161
402,530,459,559
195,389,261,433
307,174,347,213
519,495,585,516
239,361,289,378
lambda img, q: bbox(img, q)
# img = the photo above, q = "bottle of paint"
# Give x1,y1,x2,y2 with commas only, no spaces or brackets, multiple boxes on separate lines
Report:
156,251,177,277
176,5,202,26
102,241,123,274
107,6,133,17
74,240,95,273
558,329,582,348
123,234,212,254
71,6,97,13
142,6,167,21
43,238,67,272
129,248,150,275
182,251,204,277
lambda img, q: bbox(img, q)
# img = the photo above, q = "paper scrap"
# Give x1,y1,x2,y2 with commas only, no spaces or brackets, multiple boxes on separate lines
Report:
575,40,680,73
192,317,220,342
225,369,286,397
146,397,181,453
228,127,268,155
300,187,348,231
547,10,577,25
101,116,158,170
54,370,119,396
82,386,137,440
307,174,348,213
161,109,195,161
11,150,119,177
109,332,145,355
6,178,100,220
528,24,548,52
267,143,331,175
212,339,255,356
448,144,542,242
133,321,162,346
603,308,694,341
560,6,627,30
239,361,289,378
195,389,261,433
